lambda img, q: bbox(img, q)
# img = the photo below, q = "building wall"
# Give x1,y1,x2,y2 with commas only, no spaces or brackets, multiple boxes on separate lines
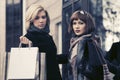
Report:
0,0,6,54
0,0,6,79
103,0,120,51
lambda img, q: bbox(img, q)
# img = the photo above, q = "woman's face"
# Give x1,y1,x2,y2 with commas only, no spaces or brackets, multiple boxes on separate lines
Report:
72,19,86,36
33,10,47,29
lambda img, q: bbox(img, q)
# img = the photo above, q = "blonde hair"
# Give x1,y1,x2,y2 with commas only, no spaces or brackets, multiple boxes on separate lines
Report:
25,4,50,31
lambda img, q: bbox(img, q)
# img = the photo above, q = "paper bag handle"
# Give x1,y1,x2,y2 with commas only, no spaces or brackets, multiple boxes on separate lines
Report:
19,41,32,48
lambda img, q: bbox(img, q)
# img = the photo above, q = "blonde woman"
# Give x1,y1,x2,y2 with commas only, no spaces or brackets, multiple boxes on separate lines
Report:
20,4,62,80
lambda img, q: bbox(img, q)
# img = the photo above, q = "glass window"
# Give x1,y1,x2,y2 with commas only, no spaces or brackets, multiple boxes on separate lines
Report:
6,0,22,52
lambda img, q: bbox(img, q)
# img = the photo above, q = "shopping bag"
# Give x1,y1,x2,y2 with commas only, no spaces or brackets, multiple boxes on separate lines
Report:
7,45,39,79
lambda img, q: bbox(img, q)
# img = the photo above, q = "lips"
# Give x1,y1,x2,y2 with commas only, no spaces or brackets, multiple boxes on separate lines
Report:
37,24,45,29
38,23,45,27
75,30,80,33
38,26,44,28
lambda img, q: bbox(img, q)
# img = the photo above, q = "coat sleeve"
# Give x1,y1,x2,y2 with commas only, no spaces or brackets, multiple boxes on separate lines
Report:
56,54,69,64
105,43,117,61
105,43,120,74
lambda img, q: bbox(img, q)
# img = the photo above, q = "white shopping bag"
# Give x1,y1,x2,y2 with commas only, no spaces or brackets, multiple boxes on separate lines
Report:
7,47,39,79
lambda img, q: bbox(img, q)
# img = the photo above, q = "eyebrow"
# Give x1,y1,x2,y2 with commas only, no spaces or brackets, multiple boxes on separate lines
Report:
35,15,46,20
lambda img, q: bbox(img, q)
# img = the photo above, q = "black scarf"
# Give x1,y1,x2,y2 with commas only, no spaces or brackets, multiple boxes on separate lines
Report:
25,24,50,45
27,24,50,34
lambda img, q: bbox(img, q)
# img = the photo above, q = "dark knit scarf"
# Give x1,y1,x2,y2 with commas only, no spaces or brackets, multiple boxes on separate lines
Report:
25,24,50,47
27,24,50,34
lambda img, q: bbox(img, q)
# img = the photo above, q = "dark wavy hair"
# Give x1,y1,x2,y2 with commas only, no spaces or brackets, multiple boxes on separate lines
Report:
69,10,96,35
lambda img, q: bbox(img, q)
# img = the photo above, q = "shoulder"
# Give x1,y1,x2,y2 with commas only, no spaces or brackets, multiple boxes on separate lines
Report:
110,42,120,49
46,34,53,40
110,42,120,51
48,34,52,37
113,42,120,46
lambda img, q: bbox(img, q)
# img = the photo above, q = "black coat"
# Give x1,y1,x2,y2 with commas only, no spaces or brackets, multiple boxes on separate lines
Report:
105,42,120,80
57,35,105,80
25,28,62,80
70,37,104,80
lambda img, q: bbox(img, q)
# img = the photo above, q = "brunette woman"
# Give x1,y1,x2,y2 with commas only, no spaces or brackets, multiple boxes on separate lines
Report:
58,10,110,80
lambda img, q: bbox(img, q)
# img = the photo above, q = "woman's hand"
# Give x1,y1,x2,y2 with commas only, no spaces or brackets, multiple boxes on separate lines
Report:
19,36,32,44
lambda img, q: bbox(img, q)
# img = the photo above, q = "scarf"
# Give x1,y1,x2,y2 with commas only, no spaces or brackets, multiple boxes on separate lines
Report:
69,34,92,52
27,24,50,34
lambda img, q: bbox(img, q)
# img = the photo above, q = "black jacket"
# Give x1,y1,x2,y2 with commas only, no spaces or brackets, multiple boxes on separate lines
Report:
105,42,120,80
57,35,105,80
25,26,62,80
70,37,104,80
